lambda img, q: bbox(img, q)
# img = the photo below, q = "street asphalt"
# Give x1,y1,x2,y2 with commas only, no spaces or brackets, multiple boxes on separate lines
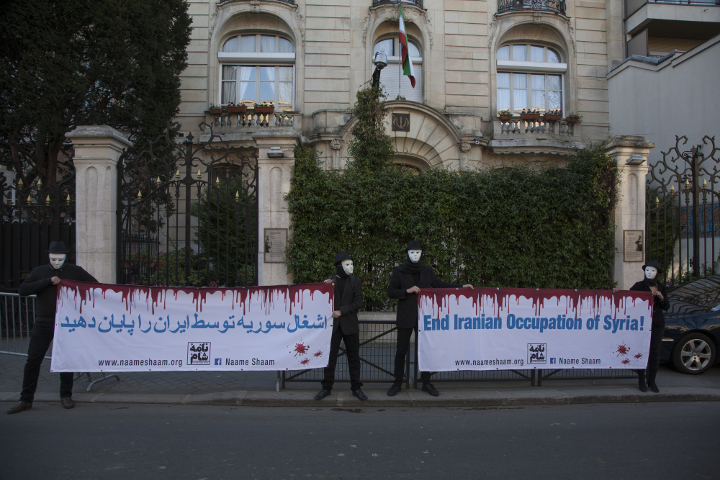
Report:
2,352,719,408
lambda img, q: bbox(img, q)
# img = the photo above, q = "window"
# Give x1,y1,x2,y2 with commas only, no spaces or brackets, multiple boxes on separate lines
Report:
218,34,295,111
373,38,423,102
496,44,566,114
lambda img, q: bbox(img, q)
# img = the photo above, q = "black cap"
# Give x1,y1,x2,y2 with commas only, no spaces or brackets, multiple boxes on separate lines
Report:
47,241,71,254
406,240,422,251
334,251,352,265
641,260,661,271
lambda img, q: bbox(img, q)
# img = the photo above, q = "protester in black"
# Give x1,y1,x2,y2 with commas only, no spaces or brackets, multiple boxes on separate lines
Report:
314,252,367,401
7,241,98,414
629,260,670,393
387,241,473,397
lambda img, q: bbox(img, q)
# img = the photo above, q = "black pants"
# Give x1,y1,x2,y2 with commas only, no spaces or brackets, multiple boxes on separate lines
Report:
393,327,432,386
21,320,73,403
637,325,664,381
321,327,363,391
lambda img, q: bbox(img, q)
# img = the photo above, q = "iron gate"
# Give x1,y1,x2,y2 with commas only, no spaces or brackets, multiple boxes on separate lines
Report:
117,124,258,286
0,173,75,291
646,135,720,285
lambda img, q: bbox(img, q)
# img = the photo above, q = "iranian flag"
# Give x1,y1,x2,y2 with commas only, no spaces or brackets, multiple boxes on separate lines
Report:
398,5,416,88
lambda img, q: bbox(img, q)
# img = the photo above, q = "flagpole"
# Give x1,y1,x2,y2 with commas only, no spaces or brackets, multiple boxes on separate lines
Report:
398,5,401,100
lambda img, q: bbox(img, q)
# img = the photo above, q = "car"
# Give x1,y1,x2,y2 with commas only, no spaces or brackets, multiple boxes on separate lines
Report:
661,275,720,374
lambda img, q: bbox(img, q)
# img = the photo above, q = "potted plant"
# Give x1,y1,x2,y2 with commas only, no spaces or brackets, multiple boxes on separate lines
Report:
226,101,247,114
498,109,512,121
543,109,562,121
520,108,541,121
208,103,222,114
566,113,582,123
253,102,275,114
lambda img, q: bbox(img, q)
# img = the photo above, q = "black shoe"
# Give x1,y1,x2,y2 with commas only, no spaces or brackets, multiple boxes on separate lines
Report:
648,382,659,393
7,401,32,414
61,397,75,409
314,388,331,400
422,383,440,397
387,384,402,396
638,378,647,392
352,389,368,401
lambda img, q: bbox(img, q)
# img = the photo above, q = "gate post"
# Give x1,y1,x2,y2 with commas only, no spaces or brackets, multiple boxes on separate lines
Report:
252,131,301,286
67,126,132,284
605,135,655,290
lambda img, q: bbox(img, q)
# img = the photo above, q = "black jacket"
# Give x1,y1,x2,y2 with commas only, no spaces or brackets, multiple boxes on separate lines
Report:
331,275,363,335
19,263,98,320
388,265,461,329
629,280,670,328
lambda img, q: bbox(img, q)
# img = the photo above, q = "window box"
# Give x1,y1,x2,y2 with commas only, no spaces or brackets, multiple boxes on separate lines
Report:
543,113,562,121
520,113,540,121
499,114,512,121
226,105,247,114
208,108,223,114
566,116,581,124
253,106,275,114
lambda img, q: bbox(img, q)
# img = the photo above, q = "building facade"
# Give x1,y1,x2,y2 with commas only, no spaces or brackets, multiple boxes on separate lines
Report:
177,0,620,171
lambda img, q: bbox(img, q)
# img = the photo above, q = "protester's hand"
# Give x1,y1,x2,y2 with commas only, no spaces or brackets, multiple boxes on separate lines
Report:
653,290,664,301
407,286,421,294
332,310,341,318
51,276,61,285
324,278,334,285
463,284,473,288
612,288,618,293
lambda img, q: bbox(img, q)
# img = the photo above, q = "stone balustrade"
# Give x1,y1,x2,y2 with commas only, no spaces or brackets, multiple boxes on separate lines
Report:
205,110,302,131
493,118,580,138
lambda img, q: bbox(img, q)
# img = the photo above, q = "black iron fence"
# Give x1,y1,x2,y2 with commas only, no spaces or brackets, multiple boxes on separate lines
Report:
0,292,37,356
372,0,424,8
0,173,75,291
498,0,567,15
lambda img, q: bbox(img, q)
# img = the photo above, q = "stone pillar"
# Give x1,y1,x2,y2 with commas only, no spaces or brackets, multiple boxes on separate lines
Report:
66,126,132,284
252,131,301,286
606,135,655,290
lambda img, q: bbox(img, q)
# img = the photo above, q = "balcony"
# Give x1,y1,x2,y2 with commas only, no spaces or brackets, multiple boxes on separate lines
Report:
372,0,423,8
490,117,583,155
497,0,567,16
627,0,720,19
203,110,302,133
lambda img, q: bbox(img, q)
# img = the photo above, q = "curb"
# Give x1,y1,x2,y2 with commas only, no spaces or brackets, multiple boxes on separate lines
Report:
3,387,719,408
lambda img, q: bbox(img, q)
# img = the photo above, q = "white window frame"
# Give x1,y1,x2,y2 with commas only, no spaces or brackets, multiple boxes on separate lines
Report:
496,44,566,114
218,34,296,110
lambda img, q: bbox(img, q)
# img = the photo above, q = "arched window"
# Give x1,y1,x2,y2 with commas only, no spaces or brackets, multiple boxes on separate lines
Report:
373,38,423,102
218,34,295,111
495,44,566,114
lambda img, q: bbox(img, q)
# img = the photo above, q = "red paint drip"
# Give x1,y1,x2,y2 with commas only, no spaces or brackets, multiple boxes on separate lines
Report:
294,342,309,356
634,353,643,360
616,343,630,356
300,358,310,365
313,351,323,357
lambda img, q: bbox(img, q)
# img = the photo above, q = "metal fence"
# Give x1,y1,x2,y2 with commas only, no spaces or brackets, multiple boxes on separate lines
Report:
0,292,37,357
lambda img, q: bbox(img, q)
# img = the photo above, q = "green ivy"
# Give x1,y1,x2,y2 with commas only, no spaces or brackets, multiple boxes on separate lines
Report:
286,87,619,310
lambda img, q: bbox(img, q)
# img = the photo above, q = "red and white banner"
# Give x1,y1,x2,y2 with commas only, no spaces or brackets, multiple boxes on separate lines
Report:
51,281,334,372
418,288,654,372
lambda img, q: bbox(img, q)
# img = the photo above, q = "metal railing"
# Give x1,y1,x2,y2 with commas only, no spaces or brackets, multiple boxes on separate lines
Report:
0,292,37,357
626,0,720,18
498,0,567,16
372,0,424,8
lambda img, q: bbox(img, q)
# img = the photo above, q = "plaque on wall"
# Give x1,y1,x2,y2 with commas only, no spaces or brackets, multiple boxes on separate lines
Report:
264,228,288,263
392,113,410,132
623,230,644,263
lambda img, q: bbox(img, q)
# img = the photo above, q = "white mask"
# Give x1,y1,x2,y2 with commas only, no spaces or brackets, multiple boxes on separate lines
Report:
49,254,66,270
408,250,422,263
342,259,353,275
644,266,657,280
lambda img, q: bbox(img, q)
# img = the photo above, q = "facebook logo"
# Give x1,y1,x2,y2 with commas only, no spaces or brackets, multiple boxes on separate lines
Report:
214,358,222,365
550,358,556,364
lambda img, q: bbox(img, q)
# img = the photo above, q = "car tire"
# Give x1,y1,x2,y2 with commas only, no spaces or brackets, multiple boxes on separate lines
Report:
672,333,716,375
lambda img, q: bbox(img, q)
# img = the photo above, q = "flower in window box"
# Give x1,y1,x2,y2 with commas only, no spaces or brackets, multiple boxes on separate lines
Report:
543,109,562,121
226,101,247,114
498,109,512,121
253,102,275,114
208,103,222,114
520,108,541,121
566,113,582,123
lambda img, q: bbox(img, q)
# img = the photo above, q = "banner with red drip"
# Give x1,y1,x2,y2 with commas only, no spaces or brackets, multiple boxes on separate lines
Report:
418,287,654,372
51,280,334,372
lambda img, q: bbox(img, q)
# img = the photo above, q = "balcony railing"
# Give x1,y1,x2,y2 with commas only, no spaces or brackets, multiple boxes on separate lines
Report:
498,0,567,16
626,0,720,18
372,0,423,9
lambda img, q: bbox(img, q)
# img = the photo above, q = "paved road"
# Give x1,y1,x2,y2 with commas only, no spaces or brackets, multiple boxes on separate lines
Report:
2,402,719,480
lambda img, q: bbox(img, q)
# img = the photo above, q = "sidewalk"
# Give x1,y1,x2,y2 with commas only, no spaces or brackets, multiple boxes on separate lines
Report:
2,353,719,408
